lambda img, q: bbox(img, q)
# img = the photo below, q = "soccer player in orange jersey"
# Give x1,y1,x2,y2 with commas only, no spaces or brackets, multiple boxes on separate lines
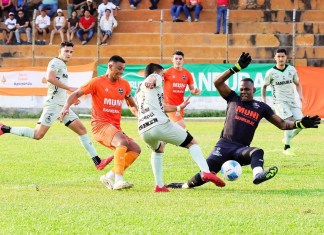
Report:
60,55,141,190
163,50,201,128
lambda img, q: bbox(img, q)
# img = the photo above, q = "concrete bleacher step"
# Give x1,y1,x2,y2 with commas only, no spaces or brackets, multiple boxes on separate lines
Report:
109,33,160,45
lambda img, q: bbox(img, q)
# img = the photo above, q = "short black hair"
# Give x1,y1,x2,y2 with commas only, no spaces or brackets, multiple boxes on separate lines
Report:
144,63,164,78
109,55,125,63
105,8,111,12
60,41,74,48
173,50,184,57
241,78,254,84
276,48,287,54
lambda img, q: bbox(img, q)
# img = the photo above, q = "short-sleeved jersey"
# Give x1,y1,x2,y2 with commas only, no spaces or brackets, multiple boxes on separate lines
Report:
163,67,194,106
5,18,16,30
35,15,51,28
263,64,299,104
81,76,131,130
221,91,275,146
135,74,169,134
44,57,68,105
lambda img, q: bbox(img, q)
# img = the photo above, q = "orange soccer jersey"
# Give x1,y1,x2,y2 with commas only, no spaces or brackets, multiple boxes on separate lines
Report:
81,75,131,130
163,67,194,106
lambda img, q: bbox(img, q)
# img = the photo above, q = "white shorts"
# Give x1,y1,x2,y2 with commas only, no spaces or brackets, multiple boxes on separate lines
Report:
140,121,188,151
273,102,303,120
38,103,79,126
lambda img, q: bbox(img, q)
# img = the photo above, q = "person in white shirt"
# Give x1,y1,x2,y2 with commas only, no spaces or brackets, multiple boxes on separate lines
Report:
99,8,117,45
262,48,305,155
35,8,51,45
49,9,66,45
135,63,225,193
97,0,116,19
2,12,16,45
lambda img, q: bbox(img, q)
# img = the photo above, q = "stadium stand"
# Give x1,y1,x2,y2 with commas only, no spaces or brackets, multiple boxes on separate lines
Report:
0,0,323,72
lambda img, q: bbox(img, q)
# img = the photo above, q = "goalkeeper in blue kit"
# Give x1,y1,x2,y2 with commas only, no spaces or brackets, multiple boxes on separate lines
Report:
168,52,321,189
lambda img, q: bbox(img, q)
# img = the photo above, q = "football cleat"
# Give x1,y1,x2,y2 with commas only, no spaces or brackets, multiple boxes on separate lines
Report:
113,181,134,190
201,172,226,187
154,185,170,193
253,166,278,185
0,123,4,136
100,175,114,190
166,182,184,189
96,156,114,170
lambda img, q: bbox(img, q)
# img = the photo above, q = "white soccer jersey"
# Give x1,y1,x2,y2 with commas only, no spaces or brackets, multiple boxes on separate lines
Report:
263,64,299,104
135,74,169,134
44,57,69,105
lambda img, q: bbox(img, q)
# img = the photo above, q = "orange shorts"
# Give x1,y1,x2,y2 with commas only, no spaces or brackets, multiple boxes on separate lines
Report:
92,123,132,150
167,110,185,123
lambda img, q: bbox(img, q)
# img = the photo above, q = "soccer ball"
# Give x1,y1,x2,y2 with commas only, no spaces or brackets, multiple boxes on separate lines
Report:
221,160,242,181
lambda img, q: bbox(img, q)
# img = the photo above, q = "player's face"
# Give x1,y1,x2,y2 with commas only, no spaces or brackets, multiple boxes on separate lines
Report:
274,52,287,68
59,46,74,62
239,81,255,102
172,55,184,69
109,61,125,81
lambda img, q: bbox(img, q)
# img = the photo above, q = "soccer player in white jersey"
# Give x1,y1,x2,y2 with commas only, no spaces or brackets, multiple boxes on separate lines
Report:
261,48,305,155
135,63,225,192
0,42,111,170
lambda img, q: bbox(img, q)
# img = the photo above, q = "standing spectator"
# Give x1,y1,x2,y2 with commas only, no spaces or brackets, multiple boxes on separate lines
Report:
66,0,86,18
99,8,117,45
149,0,158,10
15,9,31,44
66,10,79,42
2,11,16,44
81,0,97,17
35,8,50,45
170,0,185,22
1,0,12,21
110,0,120,10
49,9,66,45
128,0,140,10
97,0,116,19
77,9,95,45
183,0,203,22
10,0,28,15
38,0,58,18
215,0,228,34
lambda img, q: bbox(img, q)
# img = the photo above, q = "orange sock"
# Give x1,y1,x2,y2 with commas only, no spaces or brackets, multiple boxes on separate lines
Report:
113,146,127,174
124,151,140,170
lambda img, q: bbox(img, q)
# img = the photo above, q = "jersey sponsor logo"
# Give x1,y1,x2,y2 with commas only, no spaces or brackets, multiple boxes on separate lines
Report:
234,115,255,126
118,88,124,94
236,106,259,120
275,80,292,85
103,98,123,106
172,83,186,88
63,73,68,78
138,118,158,131
103,108,120,113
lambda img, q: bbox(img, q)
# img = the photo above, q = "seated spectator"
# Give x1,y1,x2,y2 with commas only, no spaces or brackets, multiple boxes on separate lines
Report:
1,0,12,21
110,0,120,10
2,11,16,44
81,0,97,17
66,0,86,18
97,0,116,19
35,8,50,45
66,9,79,42
99,8,117,45
183,0,203,22
38,0,58,18
170,0,185,22
10,0,28,16
76,9,95,45
49,9,66,45
149,0,158,10
15,9,31,44
129,0,140,10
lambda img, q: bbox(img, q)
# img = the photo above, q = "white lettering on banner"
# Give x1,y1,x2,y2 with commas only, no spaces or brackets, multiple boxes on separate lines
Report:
129,81,142,89
103,98,123,106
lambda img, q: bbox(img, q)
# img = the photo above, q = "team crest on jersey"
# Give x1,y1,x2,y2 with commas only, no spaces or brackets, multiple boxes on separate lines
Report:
118,88,124,94
182,75,186,80
252,102,260,109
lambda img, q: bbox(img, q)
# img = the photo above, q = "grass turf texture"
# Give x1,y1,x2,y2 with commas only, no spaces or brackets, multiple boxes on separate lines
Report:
0,119,323,234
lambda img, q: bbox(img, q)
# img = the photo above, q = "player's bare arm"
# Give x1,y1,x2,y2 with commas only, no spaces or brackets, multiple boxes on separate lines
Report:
46,70,76,92
164,96,190,112
294,81,305,104
125,96,138,117
261,84,268,103
267,114,320,130
189,84,201,95
60,88,84,121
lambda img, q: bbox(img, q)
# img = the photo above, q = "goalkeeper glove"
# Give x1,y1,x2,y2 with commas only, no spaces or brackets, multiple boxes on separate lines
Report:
230,52,252,74
295,115,321,129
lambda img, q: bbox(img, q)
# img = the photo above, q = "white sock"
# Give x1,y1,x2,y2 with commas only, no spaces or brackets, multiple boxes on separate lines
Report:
182,183,189,189
188,144,210,173
290,128,302,139
79,134,98,158
106,170,115,180
10,127,34,139
115,174,124,183
151,152,164,187
253,166,263,178
284,130,293,145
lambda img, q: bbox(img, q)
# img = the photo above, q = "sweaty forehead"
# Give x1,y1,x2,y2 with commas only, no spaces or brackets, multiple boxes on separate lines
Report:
240,81,253,88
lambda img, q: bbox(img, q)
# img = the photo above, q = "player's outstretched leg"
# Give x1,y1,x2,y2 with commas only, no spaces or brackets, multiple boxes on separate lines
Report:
96,155,114,170
201,172,226,187
253,166,278,185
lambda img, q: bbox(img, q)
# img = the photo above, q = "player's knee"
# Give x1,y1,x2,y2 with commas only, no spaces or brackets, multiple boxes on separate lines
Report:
251,148,264,158
34,132,45,140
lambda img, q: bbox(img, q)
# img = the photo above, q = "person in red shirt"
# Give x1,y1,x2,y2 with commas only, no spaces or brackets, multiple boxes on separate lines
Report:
215,0,229,34
60,55,141,190
163,50,201,128
76,9,95,45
